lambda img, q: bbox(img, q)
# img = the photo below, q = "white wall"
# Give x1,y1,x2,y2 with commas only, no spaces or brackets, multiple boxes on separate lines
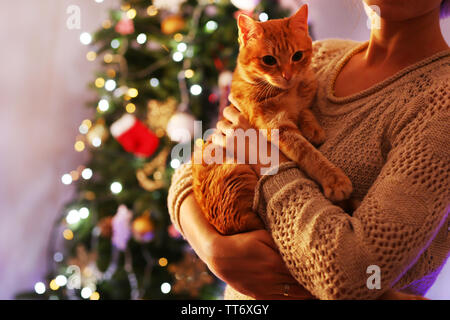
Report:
0,0,448,299
0,0,117,299
282,0,450,43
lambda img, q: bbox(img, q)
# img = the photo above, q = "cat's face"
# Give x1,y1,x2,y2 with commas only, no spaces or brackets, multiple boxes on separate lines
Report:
237,5,312,90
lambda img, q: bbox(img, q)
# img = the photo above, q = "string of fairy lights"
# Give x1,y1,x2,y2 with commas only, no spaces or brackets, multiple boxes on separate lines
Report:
34,0,272,299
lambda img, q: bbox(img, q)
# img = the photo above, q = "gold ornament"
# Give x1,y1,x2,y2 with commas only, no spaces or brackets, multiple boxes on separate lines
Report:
147,98,177,132
132,211,154,242
66,245,103,293
97,216,113,238
84,191,96,200
67,245,97,272
168,250,214,297
86,119,109,147
136,147,170,192
161,15,185,35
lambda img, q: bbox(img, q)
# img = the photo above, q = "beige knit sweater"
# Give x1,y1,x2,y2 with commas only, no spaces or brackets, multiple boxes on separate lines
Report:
167,39,450,300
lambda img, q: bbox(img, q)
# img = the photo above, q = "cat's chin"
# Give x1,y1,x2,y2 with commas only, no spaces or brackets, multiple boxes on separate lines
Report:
266,78,299,90
259,78,296,90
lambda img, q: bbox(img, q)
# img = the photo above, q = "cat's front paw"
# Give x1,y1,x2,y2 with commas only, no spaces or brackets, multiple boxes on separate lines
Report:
322,170,353,202
302,125,326,146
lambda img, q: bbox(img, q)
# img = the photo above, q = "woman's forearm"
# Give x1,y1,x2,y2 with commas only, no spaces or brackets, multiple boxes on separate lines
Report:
179,193,313,299
179,194,220,262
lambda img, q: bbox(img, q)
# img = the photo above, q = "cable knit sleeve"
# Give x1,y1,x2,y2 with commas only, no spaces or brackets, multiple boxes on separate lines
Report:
253,88,450,300
167,163,193,236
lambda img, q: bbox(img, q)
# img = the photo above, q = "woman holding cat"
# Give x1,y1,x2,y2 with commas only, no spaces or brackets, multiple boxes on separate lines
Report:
168,0,450,299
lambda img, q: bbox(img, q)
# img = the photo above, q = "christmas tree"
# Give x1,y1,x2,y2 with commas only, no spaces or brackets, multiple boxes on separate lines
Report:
17,0,288,300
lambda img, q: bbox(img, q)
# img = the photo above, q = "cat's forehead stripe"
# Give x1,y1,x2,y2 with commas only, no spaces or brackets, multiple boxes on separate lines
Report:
260,23,300,53
262,39,275,50
262,35,294,53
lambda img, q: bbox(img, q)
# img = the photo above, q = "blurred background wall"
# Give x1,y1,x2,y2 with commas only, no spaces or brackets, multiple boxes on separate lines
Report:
0,0,448,299
0,0,118,299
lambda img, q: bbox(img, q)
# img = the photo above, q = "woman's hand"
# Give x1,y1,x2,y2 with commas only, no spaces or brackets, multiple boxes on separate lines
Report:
179,194,312,300
212,104,289,177
208,228,313,300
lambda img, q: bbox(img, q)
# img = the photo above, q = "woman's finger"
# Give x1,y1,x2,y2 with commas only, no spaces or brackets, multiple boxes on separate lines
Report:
179,195,223,262
216,119,233,135
223,105,243,125
211,132,226,147
252,229,280,251
228,94,241,111
205,131,215,142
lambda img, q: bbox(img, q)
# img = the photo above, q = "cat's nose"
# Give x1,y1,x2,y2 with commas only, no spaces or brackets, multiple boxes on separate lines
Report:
282,71,292,81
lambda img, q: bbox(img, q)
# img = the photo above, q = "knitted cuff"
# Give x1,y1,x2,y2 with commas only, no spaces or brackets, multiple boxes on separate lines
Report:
171,186,193,237
252,161,317,225
167,163,193,237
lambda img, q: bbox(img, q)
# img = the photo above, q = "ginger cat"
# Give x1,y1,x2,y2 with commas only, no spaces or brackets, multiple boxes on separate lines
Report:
191,5,428,301
193,5,352,235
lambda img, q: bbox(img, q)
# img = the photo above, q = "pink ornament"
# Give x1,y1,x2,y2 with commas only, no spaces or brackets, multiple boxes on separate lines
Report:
205,5,218,17
135,230,155,243
112,205,133,251
115,17,135,35
168,224,182,239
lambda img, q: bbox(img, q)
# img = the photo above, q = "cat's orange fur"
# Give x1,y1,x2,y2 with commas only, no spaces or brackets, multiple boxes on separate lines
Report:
192,5,427,300
193,5,352,235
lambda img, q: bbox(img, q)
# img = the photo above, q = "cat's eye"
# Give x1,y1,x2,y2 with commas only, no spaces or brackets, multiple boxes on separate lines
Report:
262,55,277,66
292,51,303,62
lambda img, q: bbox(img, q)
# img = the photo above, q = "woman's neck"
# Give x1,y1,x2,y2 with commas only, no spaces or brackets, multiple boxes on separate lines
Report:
364,7,449,68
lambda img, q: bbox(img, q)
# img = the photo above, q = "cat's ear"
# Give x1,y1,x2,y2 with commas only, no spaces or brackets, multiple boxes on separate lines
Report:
290,4,308,31
237,14,262,46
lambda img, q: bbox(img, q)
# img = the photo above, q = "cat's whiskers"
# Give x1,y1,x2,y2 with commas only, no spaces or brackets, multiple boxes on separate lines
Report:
253,80,270,102
265,84,275,103
257,83,271,102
